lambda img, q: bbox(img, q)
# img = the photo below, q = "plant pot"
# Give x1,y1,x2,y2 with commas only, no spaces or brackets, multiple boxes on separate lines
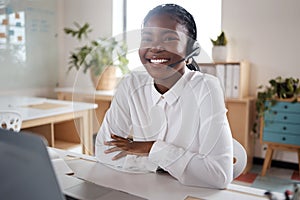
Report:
212,46,228,62
91,66,117,90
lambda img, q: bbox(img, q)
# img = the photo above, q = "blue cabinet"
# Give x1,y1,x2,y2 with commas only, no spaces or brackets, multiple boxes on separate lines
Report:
260,100,300,176
262,101,300,146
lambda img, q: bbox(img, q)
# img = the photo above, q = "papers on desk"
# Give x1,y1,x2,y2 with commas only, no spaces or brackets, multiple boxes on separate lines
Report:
52,159,74,175
48,147,74,175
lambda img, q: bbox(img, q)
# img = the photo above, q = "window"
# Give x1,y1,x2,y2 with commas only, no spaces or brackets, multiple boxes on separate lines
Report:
113,0,222,70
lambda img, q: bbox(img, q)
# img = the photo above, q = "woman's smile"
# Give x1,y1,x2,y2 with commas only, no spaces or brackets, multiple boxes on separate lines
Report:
149,58,170,64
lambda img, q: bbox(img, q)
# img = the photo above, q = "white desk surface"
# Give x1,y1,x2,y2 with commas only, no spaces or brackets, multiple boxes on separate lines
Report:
52,148,284,200
0,96,97,121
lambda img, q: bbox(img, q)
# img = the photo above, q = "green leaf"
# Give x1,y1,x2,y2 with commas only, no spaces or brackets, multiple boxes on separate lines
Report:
210,31,227,46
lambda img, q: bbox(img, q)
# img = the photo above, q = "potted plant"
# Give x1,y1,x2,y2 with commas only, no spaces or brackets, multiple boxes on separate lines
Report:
64,22,129,90
210,31,228,62
252,76,300,134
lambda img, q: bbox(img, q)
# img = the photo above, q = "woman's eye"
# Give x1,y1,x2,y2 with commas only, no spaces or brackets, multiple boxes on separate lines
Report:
164,37,178,42
141,37,152,42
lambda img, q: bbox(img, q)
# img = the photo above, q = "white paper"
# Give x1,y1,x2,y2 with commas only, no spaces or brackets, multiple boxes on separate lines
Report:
232,64,240,98
225,64,233,98
52,158,74,175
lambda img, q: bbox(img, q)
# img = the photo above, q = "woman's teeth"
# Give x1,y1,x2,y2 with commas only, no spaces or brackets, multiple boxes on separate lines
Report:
150,59,168,64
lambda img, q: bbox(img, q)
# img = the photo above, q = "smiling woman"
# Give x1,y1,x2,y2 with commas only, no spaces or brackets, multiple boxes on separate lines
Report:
95,3,233,189
112,0,222,70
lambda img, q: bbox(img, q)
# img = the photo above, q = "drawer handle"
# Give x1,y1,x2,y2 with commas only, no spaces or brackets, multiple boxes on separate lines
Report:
273,111,277,115
282,137,286,141
284,105,288,109
282,126,287,130
283,116,287,120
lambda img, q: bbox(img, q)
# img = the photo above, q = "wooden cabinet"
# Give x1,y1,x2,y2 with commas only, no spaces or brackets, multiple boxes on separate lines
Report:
226,97,255,173
260,99,300,176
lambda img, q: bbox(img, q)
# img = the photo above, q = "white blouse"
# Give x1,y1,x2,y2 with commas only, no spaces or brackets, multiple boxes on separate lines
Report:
95,68,233,189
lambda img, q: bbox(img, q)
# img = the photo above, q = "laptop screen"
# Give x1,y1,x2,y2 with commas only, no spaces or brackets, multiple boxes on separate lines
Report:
0,129,146,200
0,129,65,200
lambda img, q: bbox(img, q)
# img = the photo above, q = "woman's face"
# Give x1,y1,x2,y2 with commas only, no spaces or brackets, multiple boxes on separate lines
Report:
139,13,189,84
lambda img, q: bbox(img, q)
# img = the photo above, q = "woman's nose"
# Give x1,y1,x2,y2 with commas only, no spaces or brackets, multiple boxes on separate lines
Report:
149,41,164,52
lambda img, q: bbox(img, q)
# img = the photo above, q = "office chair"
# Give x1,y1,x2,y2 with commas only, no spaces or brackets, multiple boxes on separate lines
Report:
0,111,22,132
233,138,247,179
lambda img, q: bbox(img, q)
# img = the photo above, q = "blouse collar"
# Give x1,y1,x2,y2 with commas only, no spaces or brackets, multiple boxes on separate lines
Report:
151,68,191,106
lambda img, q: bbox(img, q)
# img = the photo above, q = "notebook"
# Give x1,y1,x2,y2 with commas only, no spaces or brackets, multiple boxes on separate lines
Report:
0,129,145,200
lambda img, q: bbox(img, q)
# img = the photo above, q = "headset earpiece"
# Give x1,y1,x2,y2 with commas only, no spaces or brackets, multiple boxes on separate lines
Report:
186,41,200,60
192,42,200,57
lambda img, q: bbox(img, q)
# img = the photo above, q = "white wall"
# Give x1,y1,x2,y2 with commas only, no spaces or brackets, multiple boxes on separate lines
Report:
222,0,300,95
58,0,113,88
222,0,300,163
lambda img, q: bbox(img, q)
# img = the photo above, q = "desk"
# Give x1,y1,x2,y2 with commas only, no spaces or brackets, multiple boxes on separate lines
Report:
52,148,284,200
55,87,114,132
0,96,97,154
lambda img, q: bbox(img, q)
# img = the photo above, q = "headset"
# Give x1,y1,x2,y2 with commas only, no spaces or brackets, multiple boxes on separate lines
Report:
168,41,201,68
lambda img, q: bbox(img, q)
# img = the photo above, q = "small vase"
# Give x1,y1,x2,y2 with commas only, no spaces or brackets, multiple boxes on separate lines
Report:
91,66,117,90
212,46,228,62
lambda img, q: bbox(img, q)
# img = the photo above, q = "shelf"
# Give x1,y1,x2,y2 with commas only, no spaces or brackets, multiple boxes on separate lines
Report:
54,140,81,153
198,61,250,99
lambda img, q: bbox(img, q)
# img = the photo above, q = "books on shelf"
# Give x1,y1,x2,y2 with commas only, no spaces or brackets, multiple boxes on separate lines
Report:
198,61,250,99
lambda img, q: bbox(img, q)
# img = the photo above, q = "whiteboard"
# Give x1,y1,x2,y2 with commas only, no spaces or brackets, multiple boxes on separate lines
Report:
0,0,58,90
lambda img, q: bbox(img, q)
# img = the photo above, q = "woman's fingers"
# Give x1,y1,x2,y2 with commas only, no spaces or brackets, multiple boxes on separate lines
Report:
104,140,129,148
104,134,153,159
104,146,120,154
112,151,128,160
105,134,132,148
104,146,128,160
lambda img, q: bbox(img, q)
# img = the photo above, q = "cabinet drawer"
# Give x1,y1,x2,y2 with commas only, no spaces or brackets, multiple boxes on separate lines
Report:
264,121,300,135
267,101,300,113
264,111,300,123
263,131,300,146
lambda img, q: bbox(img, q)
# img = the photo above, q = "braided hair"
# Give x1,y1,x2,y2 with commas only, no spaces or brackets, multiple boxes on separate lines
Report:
142,4,199,71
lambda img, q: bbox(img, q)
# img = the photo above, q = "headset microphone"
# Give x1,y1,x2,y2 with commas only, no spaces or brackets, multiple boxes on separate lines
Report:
168,46,200,68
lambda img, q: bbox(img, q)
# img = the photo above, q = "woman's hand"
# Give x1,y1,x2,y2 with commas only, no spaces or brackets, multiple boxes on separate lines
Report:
104,134,155,160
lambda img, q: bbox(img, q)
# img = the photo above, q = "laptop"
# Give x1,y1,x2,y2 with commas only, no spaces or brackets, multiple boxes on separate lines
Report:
0,129,145,200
